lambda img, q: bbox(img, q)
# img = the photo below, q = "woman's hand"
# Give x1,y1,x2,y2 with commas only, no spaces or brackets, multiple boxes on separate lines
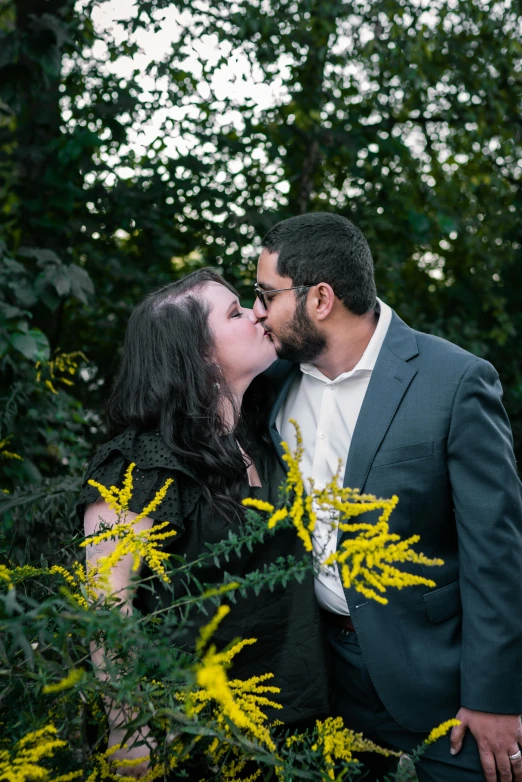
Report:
108,727,156,779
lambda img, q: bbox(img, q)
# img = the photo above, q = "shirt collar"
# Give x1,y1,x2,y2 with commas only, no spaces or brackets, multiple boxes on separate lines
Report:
300,297,392,383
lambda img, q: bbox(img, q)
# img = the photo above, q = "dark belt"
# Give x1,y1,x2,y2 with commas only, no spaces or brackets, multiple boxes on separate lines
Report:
320,608,356,633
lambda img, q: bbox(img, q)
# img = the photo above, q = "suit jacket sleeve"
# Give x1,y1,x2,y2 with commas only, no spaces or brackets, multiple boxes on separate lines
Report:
447,358,522,714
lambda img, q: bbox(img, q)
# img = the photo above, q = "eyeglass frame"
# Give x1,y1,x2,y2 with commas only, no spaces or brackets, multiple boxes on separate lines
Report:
254,282,312,311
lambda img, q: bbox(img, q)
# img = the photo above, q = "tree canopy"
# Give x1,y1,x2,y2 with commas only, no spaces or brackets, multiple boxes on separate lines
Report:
1,0,521,554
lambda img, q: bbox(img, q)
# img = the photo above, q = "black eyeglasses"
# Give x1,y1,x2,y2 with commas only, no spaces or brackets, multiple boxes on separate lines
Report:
254,283,312,311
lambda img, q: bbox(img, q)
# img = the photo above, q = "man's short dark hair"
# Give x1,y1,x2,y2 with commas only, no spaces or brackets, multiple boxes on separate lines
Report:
262,212,377,316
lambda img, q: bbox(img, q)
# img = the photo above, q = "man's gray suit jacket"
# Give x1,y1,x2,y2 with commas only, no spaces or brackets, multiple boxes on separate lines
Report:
268,309,522,732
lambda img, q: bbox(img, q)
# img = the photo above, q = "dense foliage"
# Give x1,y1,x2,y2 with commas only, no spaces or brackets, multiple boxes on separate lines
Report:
0,0,520,775
0,435,448,780
1,1,520,513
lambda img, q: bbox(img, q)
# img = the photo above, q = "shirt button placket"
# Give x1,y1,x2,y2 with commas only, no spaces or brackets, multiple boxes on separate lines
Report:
313,384,330,485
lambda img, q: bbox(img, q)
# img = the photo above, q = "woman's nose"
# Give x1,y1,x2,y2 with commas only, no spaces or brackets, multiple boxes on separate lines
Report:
245,308,258,324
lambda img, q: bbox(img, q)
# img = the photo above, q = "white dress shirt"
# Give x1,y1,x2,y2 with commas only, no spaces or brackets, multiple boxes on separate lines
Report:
276,298,392,615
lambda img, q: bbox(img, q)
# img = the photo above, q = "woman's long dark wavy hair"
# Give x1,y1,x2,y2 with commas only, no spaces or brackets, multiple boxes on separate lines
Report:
106,269,275,520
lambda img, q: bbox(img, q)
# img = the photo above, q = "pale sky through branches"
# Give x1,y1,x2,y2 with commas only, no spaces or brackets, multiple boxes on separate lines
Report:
76,0,442,170
78,0,291,167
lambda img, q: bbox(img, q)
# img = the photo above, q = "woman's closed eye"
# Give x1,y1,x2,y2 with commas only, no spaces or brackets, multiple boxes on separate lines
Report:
231,309,243,318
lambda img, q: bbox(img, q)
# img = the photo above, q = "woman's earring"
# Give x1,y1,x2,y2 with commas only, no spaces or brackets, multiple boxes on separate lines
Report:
212,365,223,391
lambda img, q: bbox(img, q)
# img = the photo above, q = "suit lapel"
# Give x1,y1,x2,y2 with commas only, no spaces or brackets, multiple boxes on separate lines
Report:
268,364,300,471
339,313,418,540
342,347,417,493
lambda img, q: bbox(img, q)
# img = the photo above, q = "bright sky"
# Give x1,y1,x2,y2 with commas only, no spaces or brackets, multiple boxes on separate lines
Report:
82,0,291,160
81,0,445,163
73,0,512,279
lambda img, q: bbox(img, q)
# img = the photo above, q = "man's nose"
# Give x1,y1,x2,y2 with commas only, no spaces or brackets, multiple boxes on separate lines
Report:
253,297,266,321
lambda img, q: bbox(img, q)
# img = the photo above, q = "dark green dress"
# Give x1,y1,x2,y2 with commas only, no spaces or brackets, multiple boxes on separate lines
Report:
77,428,330,724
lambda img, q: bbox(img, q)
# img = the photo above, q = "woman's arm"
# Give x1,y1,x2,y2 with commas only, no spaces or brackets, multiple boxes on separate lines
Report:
84,498,154,613
84,499,155,778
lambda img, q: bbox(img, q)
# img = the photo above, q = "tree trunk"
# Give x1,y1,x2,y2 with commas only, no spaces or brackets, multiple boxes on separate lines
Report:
287,0,340,214
13,0,75,249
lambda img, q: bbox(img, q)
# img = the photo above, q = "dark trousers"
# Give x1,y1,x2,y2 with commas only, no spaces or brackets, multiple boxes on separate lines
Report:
327,626,486,781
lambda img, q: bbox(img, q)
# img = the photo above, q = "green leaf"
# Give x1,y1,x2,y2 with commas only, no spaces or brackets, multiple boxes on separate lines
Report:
1,258,25,274
0,302,24,320
49,267,71,297
0,334,9,358
18,247,62,268
34,273,61,311
10,333,38,360
8,280,37,308
0,32,16,69
21,459,42,484
67,264,95,304
29,328,51,362
9,328,50,362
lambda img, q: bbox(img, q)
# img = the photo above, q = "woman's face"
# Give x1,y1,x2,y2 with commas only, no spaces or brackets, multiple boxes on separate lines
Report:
204,282,277,390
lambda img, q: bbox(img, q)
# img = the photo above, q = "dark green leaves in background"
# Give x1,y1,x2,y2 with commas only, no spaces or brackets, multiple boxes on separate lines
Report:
1,0,521,561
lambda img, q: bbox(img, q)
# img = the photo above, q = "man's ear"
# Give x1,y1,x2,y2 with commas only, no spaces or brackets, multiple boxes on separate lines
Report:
311,283,336,321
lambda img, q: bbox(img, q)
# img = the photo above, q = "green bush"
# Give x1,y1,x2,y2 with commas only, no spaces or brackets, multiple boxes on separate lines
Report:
0,435,453,782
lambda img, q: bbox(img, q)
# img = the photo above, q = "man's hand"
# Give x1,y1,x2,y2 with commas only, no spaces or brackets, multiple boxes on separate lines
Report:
450,707,522,781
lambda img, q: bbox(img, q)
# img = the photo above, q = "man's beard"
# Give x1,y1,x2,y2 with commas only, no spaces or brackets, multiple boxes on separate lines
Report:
274,298,327,363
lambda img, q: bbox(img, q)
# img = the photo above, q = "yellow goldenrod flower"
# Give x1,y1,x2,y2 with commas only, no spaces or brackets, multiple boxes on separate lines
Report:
71,561,98,601
242,498,275,513
193,650,281,751
86,480,124,514
245,419,443,604
196,655,252,730
304,494,317,532
222,764,261,782
5,564,90,609
132,477,173,524
119,462,136,511
48,564,78,590
0,723,68,782
228,672,279,693
0,565,13,589
424,718,461,745
81,468,177,586
88,742,172,782
35,351,88,396
329,527,443,605
8,564,45,581
86,461,136,514
196,604,230,653
201,581,241,598
267,507,289,529
43,668,84,694
311,717,400,780
189,605,282,767
0,435,23,461
217,638,257,665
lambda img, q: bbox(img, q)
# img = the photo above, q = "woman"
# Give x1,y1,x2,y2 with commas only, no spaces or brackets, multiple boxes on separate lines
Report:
77,269,329,775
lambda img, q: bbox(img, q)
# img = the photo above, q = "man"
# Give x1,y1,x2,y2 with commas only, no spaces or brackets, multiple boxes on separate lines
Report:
253,212,522,782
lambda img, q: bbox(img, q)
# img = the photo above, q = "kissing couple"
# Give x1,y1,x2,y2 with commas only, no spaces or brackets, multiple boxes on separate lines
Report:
79,212,522,781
